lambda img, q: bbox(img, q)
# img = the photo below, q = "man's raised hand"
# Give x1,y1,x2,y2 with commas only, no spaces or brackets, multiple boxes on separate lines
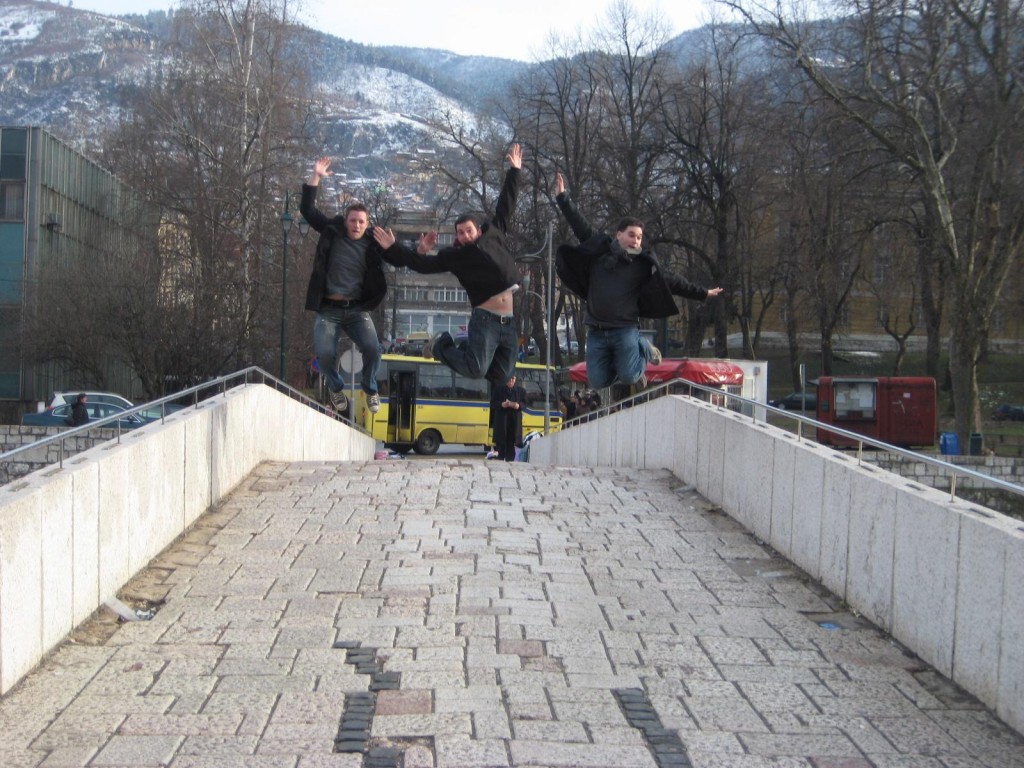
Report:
507,143,522,170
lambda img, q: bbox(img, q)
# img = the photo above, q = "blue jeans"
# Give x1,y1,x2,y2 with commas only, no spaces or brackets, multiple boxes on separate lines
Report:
314,308,381,395
585,326,655,389
434,307,517,386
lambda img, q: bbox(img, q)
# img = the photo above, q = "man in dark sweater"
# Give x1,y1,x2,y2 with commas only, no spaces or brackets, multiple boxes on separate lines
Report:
372,144,523,386
553,173,723,392
300,156,389,415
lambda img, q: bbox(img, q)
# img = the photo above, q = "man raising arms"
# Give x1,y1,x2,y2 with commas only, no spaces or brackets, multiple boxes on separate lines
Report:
553,172,723,394
300,156,388,414
373,144,523,387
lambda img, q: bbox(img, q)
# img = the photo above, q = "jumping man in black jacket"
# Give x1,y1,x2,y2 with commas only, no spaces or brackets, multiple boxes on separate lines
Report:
300,156,388,415
373,144,523,386
553,173,723,393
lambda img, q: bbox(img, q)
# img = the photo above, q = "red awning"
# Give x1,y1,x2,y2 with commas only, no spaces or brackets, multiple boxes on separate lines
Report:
568,358,744,386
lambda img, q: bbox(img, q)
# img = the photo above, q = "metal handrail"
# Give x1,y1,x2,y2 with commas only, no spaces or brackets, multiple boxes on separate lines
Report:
560,376,1024,504
1,367,368,474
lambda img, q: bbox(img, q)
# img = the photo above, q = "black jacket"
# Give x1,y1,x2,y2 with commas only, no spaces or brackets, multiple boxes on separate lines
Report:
381,168,521,307
300,184,389,312
554,192,709,320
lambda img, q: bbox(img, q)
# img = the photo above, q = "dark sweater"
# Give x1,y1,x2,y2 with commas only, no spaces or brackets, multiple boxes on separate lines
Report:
554,192,709,322
382,168,521,307
299,184,389,312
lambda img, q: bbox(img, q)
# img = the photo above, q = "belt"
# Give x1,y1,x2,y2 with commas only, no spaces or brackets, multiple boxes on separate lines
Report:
474,308,514,325
322,297,359,308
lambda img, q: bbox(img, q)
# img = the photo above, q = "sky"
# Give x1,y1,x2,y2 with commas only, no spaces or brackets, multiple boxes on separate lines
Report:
67,0,715,61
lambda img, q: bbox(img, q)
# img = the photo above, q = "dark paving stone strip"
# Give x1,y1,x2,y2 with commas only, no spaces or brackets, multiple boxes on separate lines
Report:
613,688,693,768
332,640,403,767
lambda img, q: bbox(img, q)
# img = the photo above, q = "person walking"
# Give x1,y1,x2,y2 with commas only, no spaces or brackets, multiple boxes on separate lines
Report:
67,393,89,427
553,173,723,395
300,156,388,415
490,374,527,461
372,144,523,387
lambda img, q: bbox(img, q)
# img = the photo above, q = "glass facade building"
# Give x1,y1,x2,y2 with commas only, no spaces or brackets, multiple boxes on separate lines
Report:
0,126,147,408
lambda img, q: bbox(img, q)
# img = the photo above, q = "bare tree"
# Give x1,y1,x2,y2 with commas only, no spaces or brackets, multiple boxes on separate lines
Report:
656,23,777,357
724,0,1024,443
99,0,318,391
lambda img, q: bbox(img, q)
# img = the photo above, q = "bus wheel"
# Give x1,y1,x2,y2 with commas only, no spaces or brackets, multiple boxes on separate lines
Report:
385,443,413,455
414,429,442,455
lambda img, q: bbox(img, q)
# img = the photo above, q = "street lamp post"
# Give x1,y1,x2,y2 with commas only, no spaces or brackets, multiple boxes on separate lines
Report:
280,193,293,381
515,221,555,434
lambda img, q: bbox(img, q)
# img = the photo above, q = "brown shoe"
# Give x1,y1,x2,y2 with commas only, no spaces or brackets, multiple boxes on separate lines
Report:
421,332,445,360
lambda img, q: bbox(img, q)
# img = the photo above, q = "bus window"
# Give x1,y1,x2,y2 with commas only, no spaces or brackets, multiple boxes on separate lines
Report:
418,367,454,399
454,372,489,402
517,368,558,409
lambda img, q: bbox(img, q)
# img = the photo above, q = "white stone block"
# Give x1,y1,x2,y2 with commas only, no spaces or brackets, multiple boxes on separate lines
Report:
184,407,214,526
642,397,676,471
723,417,775,541
892,484,959,676
845,467,898,629
768,436,797,555
819,455,854,596
998,525,1024,735
788,443,827,579
952,507,1016,711
39,473,74,652
0,491,43,693
673,396,700,486
696,406,727,506
96,446,135,601
69,459,101,626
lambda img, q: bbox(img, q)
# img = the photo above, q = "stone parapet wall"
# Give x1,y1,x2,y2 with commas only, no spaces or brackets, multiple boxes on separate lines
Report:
0,426,120,485
861,452,1024,519
0,385,375,696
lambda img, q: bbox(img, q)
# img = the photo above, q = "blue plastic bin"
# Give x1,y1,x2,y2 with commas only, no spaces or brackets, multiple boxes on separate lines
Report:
939,432,960,456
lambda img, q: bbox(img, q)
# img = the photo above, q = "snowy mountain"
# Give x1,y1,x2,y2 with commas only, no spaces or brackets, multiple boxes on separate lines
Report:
0,0,522,168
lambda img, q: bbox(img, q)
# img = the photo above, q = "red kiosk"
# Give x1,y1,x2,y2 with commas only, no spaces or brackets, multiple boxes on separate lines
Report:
815,376,937,448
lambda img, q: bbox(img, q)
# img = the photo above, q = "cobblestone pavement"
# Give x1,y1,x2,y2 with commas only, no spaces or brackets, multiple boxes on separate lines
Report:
1,460,1022,768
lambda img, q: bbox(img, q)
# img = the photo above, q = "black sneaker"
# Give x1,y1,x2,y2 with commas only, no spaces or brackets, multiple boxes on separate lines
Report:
328,388,348,412
367,392,380,413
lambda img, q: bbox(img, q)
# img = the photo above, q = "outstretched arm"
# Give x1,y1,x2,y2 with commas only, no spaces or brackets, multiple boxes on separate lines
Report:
300,156,334,233
664,268,724,301
373,227,449,274
492,143,522,234
553,172,595,242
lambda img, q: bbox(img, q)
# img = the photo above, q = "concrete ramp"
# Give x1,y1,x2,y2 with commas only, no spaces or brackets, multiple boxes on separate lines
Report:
0,459,1018,766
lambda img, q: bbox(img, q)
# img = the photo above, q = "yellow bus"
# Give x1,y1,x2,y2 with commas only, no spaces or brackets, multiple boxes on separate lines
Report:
353,354,561,455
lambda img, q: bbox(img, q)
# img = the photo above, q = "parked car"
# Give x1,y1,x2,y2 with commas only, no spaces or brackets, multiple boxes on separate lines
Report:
769,391,818,411
48,390,183,420
48,390,133,409
22,402,154,430
560,340,579,354
992,403,1024,421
